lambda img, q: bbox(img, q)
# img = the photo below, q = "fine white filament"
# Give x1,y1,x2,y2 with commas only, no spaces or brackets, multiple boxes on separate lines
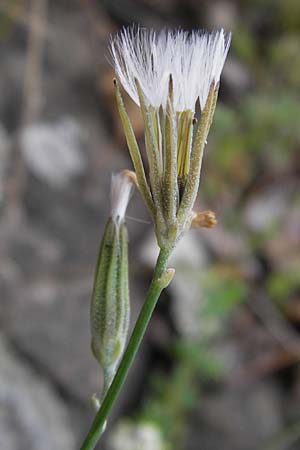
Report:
110,173,133,224
110,26,231,111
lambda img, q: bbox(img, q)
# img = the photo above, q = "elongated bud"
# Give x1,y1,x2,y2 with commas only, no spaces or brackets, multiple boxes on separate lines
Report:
90,171,133,398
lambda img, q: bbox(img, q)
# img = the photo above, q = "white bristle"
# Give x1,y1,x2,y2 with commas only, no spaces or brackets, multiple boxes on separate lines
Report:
110,173,133,223
110,26,231,111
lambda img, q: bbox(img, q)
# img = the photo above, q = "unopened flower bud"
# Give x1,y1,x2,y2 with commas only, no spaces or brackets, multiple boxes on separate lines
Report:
90,172,133,397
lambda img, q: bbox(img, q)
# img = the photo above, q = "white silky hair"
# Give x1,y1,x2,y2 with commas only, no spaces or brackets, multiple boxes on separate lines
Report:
110,26,231,111
110,173,133,223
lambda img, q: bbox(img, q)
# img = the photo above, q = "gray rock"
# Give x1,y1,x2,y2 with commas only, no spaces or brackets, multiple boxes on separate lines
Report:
0,123,10,205
244,185,291,232
189,382,283,450
21,118,87,189
3,270,101,404
206,1,238,30
107,420,166,450
223,58,253,94
0,335,75,450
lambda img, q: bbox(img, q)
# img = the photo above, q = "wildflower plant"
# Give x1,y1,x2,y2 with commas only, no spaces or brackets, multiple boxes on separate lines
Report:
80,26,231,450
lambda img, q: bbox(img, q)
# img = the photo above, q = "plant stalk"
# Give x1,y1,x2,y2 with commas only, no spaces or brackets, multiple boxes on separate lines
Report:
80,247,172,450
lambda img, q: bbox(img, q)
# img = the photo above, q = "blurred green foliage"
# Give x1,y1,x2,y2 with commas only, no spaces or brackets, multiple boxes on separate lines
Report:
207,93,300,200
0,0,21,40
138,267,247,449
267,270,300,306
198,267,247,317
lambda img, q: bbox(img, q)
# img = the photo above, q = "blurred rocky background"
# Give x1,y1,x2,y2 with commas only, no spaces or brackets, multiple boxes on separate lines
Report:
0,0,300,449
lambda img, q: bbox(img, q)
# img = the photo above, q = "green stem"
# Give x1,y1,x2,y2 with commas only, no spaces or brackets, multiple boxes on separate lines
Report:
80,247,172,450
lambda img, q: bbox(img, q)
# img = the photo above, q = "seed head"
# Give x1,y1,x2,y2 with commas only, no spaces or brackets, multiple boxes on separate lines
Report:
111,26,231,249
110,26,231,111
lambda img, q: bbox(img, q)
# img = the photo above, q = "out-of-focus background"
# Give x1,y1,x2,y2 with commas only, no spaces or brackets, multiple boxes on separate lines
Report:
1,1,300,449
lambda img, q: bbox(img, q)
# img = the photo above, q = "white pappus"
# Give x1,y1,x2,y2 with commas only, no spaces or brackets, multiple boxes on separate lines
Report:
110,26,231,112
110,172,133,224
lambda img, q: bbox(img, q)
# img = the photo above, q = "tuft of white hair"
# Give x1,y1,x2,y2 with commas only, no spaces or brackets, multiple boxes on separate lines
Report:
110,172,133,224
110,26,231,111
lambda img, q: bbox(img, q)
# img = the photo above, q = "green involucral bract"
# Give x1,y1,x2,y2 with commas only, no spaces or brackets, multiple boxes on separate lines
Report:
115,79,220,251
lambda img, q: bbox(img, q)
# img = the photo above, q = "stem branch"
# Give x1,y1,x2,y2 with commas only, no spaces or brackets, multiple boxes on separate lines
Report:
80,247,172,450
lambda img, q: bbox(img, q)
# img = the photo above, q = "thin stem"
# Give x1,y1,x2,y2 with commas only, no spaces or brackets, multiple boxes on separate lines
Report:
80,247,172,450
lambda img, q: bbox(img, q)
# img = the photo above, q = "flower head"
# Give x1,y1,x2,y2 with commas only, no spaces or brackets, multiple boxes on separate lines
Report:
112,26,231,250
110,26,231,111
